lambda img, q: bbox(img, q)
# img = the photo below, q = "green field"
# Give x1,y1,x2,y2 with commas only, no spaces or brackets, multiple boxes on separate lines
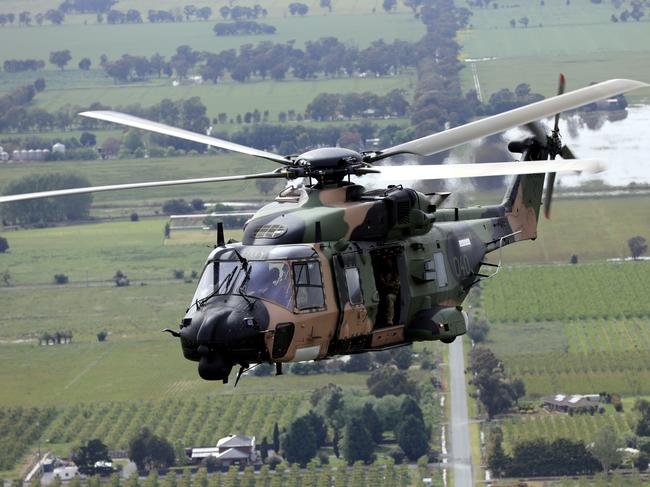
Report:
0,0,415,22
458,0,650,102
29,73,416,122
479,261,650,396
0,13,424,69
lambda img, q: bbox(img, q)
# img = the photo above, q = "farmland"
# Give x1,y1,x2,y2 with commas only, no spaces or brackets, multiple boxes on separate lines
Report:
482,261,650,323
458,0,650,102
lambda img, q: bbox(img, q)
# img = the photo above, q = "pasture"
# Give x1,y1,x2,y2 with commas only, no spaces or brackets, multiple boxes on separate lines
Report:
458,0,650,102
0,0,414,21
0,13,424,70
29,73,417,122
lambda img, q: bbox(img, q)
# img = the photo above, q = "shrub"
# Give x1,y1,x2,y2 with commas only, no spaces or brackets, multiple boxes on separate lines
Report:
53,273,69,284
97,330,108,342
130,212,139,222
0,236,8,253
172,269,185,280
113,270,129,287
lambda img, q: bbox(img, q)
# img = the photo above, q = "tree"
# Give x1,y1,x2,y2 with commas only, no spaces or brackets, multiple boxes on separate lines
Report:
367,366,418,398
80,132,96,147
320,0,333,12
628,236,647,259
72,439,110,474
0,236,8,253
97,330,108,342
2,173,93,225
282,416,317,466
518,16,529,27
467,319,490,342
260,437,269,461
78,57,92,70
383,0,397,12
272,422,280,452
45,9,65,25
34,78,46,92
390,346,413,370
397,415,428,460
590,425,622,474
53,273,69,284
362,403,383,443
49,50,72,70
341,415,375,465
129,427,175,474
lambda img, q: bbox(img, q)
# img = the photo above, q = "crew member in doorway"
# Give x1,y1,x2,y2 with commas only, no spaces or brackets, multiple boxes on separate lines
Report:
378,261,400,326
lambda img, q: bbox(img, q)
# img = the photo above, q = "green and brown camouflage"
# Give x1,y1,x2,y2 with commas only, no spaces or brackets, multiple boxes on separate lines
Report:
179,165,546,382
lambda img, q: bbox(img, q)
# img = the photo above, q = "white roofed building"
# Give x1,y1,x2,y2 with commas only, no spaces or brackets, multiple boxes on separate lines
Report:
189,435,256,466
541,393,601,413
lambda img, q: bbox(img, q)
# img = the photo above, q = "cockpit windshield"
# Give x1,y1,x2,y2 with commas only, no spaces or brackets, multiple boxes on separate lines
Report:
191,257,294,309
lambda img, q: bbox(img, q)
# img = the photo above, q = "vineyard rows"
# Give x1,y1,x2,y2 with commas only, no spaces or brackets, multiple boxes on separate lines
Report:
566,319,650,354
503,349,650,396
482,261,650,323
0,393,306,471
0,406,57,470
501,412,636,453
19,461,438,487
41,393,305,450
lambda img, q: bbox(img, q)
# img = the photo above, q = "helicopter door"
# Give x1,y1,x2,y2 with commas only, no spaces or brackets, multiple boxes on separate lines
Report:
333,251,374,340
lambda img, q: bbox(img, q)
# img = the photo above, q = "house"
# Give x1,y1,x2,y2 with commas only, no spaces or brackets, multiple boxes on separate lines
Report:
541,394,601,413
188,435,257,467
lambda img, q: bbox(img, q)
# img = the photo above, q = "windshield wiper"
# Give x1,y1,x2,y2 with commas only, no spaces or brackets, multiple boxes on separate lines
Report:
237,265,254,308
233,249,248,270
195,265,238,309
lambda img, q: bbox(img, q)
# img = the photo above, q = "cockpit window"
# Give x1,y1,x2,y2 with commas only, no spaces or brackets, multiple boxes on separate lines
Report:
244,261,293,308
293,261,325,310
191,262,215,304
191,257,293,309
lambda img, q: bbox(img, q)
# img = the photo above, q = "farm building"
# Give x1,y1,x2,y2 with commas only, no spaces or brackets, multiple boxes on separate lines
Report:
541,394,601,413
188,435,257,467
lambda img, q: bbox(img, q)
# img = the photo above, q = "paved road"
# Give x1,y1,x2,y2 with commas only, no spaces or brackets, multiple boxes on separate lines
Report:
449,338,472,487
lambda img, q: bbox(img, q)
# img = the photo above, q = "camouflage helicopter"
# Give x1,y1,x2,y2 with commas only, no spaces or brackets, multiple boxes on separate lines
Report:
1,78,647,384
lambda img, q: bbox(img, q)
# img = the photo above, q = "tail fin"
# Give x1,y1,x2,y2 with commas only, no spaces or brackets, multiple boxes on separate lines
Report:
501,172,545,242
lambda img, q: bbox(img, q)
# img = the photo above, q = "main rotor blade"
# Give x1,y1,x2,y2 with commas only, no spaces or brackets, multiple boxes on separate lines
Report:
0,172,285,204
374,79,647,160
79,111,290,165
553,73,567,133
373,159,604,181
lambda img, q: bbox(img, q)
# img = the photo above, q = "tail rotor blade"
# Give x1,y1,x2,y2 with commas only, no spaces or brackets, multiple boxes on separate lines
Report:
553,73,566,133
543,172,557,219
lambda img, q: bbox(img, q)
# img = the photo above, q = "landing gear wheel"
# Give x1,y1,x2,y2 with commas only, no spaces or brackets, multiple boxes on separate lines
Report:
441,336,456,344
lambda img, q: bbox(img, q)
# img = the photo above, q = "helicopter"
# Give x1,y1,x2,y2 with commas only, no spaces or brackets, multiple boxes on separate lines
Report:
0,77,646,384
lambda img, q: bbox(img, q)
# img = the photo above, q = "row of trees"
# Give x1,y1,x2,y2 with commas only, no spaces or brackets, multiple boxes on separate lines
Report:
213,20,276,36
305,90,410,121
38,330,74,345
94,37,419,84
487,427,602,477
279,379,432,467
0,9,64,27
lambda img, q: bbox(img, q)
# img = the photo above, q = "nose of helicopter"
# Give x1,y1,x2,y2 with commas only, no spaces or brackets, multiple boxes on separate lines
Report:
178,299,268,382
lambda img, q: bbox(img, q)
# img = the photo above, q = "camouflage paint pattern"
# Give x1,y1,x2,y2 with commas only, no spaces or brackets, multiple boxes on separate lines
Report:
179,169,546,379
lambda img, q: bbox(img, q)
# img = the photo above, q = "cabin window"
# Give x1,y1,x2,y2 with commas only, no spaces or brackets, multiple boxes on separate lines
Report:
293,261,325,310
344,266,363,305
433,252,448,288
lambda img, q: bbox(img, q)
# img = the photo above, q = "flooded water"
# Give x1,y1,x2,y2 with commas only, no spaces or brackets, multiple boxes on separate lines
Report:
510,104,650,187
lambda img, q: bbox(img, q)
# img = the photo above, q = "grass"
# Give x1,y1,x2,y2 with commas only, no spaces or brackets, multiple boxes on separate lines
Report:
0,153,276,206
28,73,417,122
0,12,424,70
0,0,416,22
458,0,650,102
